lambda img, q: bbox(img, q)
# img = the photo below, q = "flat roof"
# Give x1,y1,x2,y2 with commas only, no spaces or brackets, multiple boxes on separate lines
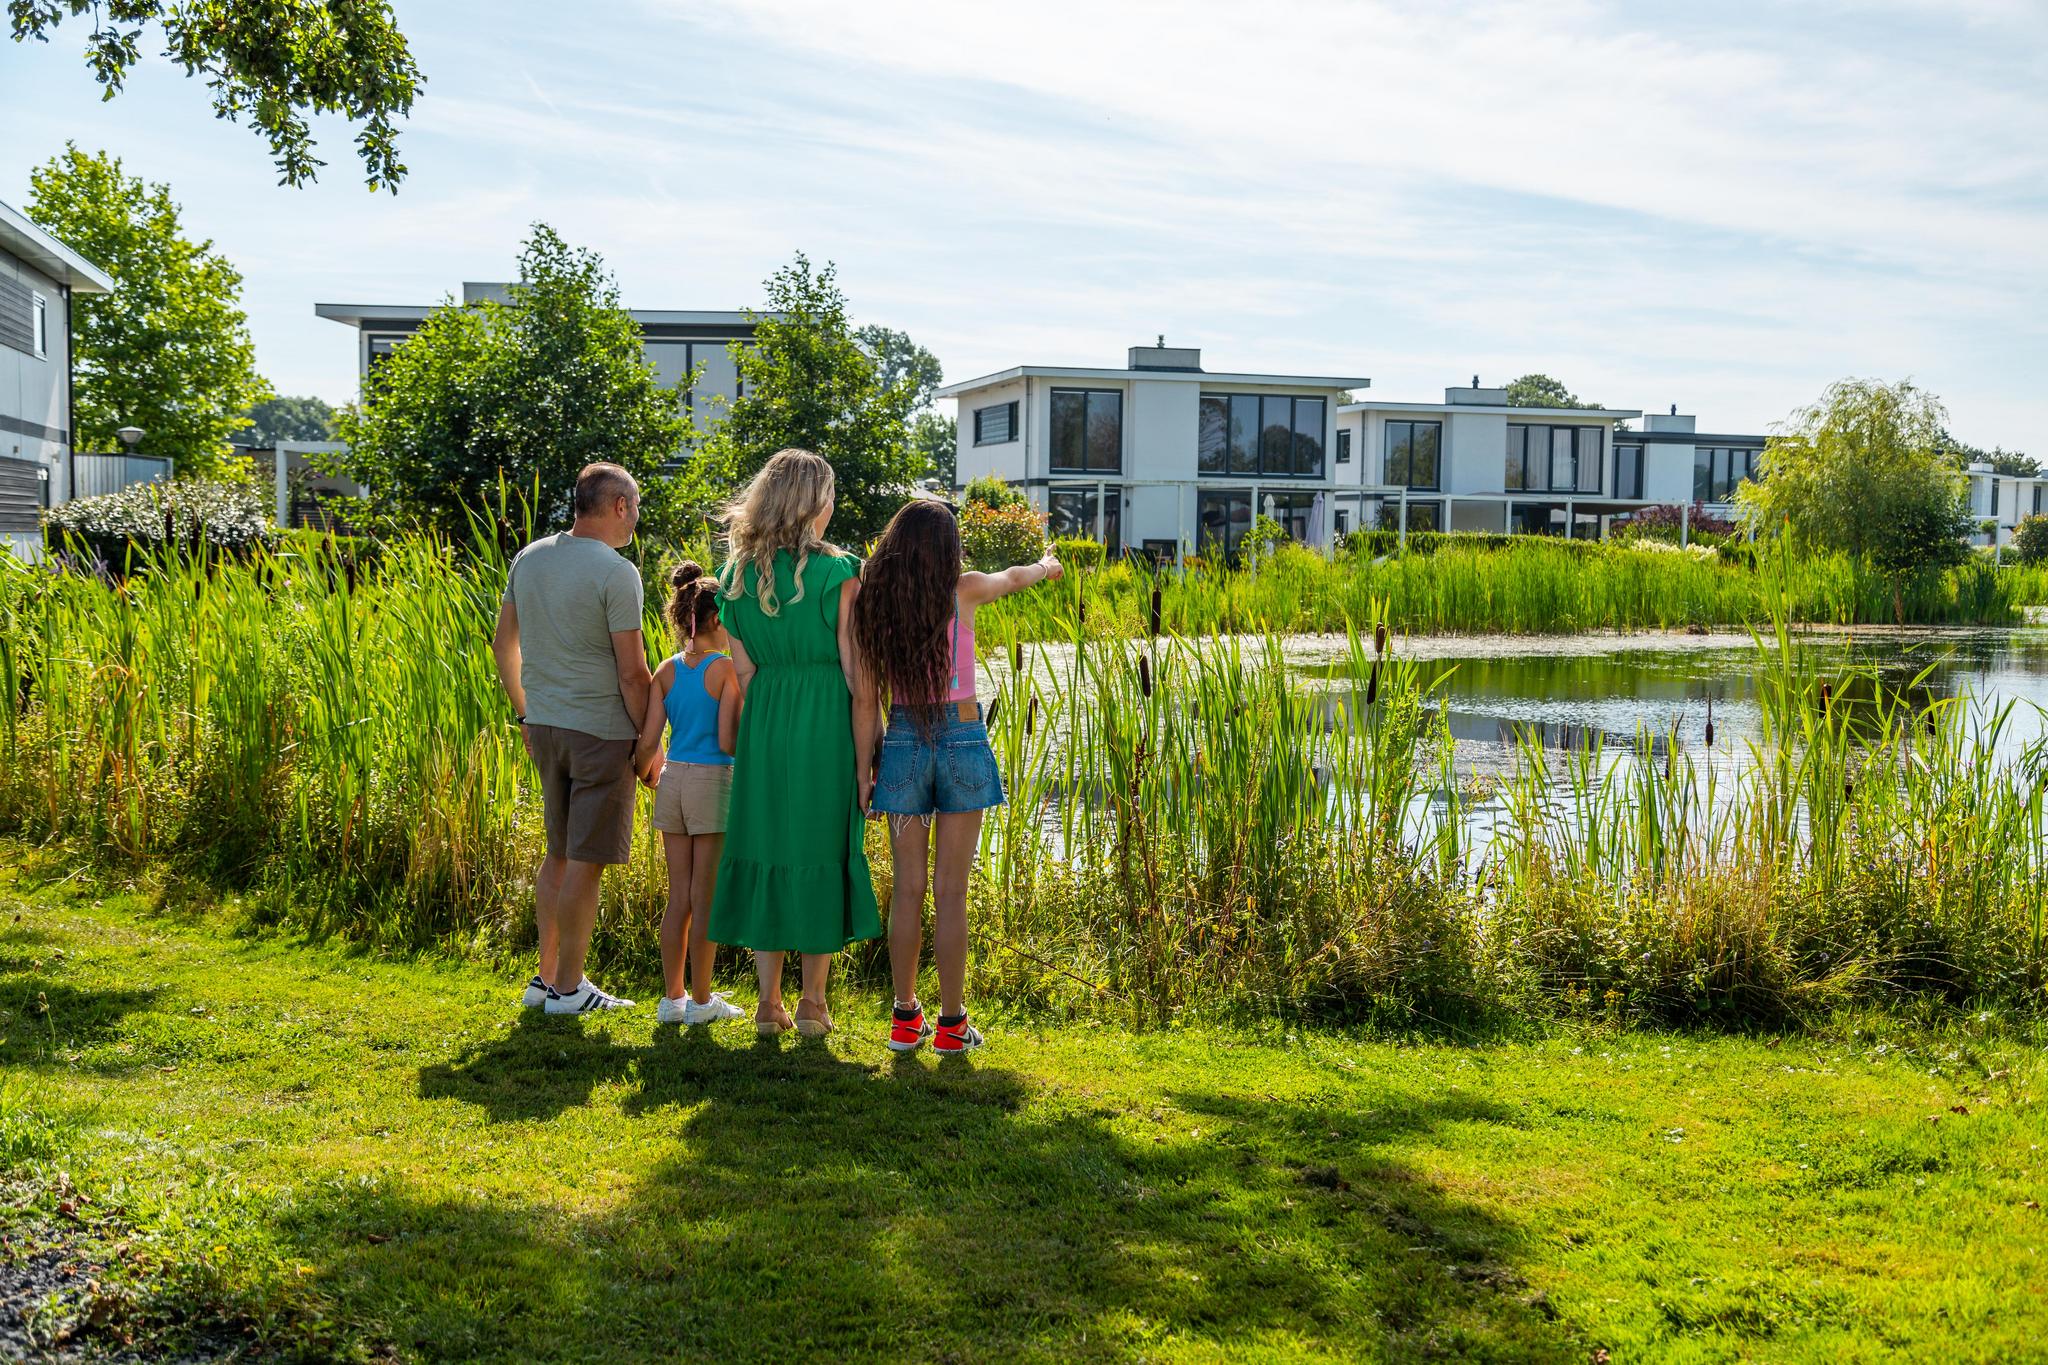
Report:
1338,399,1641,420
314,302,761,329
938,365,1371,398
1633,429,1767,445
0,199,114,294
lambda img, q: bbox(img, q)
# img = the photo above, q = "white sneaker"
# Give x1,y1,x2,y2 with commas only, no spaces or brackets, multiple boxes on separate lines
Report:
543,983,635,1014
522,975,593,1009
662,992,744,1025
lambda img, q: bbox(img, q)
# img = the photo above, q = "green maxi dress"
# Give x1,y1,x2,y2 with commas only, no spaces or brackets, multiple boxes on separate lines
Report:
709,548,880,953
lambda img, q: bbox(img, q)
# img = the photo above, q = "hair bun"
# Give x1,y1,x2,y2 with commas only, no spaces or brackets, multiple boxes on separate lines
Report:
670,561,704,587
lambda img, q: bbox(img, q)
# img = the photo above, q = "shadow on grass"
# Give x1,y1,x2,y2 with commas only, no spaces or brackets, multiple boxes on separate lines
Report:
0,978,163,1072
358,1025,1579,1361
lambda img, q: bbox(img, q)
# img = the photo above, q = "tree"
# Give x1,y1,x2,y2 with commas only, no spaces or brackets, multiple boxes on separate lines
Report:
1738,379,1972,617
1940,430,2037,477
1506,374,1602,410
27,145,268,474
684,255,923,541
240,394,336,446
9,0,422,190
335,224,691,540
912,410,956,486
855,325,943,410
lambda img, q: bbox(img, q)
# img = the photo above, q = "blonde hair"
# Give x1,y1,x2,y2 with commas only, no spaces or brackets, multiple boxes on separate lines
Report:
716,448,839,616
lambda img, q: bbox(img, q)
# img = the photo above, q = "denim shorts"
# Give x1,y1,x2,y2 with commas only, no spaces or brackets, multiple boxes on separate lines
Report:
872,706,1005,816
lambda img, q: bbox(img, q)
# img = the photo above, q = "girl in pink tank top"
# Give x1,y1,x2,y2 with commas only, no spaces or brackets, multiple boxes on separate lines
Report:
850,498,1063,1054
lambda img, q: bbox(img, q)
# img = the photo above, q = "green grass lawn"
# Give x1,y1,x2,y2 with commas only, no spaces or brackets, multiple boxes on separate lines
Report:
2,859,2045,1363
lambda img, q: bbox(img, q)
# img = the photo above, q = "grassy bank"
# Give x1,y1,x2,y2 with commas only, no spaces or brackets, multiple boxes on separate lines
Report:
3,863,2045,1363
980,540,2017,642
4,538,2046,1027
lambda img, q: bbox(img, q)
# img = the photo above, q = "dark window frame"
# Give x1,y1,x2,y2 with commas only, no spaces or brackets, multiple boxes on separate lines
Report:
1385,420,1443,491
1507,423,1602,494
1198,393,1325,479
1336,428,1352,464
1050,388,1124,474
1614,442,1645,500
1047,482,1123,546
973,400,1019,446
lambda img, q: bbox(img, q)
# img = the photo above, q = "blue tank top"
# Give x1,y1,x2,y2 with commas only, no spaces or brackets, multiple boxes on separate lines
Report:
663,652,734,766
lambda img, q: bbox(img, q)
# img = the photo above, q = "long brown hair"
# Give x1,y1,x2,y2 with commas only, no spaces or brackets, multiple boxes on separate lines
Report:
715,448,839,616
666,560,719,641
853,499,961,733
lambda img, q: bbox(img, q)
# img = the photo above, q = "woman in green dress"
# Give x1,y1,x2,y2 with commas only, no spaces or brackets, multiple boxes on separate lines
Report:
710,448,880,1037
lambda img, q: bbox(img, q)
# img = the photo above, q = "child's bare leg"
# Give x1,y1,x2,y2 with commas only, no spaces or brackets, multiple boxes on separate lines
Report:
658,833,693,1002
931,810,984,1019
688,832,722,1004
888,817,932,1006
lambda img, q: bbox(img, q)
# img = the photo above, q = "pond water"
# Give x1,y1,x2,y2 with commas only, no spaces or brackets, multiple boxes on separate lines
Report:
1291,625,2048,780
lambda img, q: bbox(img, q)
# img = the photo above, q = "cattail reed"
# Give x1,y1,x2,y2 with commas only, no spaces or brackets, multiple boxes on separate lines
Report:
1705,696,1715,747
985,696,1001,729
1374,621,1388,656
1821,681,1832,714
1365,658,1380,706
1011,639,1023,673
1139,654,1152,697
1026,693,1037,737
1148,584,1162,638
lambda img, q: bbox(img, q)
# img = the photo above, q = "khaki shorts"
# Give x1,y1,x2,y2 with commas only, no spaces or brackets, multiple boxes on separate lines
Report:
527,723,636,865
652,761,732,836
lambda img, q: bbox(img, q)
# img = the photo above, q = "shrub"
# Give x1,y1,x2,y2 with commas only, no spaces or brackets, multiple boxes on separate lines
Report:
44,477,273,564
961,475,1025,510
1054,537,1106,570
1611,503,1738,544
1246,514,1290,555
959,499,1046,571
2012,515,2048,565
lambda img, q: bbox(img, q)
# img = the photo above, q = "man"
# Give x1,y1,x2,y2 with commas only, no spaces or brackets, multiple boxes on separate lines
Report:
491,463,653,1013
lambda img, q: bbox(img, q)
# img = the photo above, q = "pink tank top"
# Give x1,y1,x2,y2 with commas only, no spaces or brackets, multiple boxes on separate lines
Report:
946,598,976,703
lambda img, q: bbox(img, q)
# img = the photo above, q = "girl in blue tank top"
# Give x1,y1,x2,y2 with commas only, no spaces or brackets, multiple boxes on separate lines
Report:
634,562,745,1025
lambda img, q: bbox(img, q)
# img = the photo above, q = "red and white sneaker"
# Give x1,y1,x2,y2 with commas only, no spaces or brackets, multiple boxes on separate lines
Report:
933,1013,984,1054
887,1003,934,1052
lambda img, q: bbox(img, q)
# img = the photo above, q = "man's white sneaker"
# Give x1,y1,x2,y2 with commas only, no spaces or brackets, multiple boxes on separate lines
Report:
671,992,745,1025
543,983,635,1014
522,975,593,1009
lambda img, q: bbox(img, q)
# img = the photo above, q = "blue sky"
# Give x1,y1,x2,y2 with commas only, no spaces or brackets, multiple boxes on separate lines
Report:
8,0,2045,448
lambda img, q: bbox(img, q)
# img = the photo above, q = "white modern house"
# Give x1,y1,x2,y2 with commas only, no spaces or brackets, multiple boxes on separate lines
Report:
0,198,115,559
1337,386,1766,541
942,345,1769,556
1965,463,2048,548
939,342,1370,560
315,282,763,442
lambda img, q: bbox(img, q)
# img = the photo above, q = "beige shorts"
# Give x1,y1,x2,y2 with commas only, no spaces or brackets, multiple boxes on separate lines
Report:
652,761,732,836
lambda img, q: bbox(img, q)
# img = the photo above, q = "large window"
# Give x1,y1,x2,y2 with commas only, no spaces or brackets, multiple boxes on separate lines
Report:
1268,490,1317,542
1613,442,1644,500
1385,420,1442,489
1048,486,1121,547
1197,489,1252,558
1507,424,1601,493
1052,389,1123,473
1199,395,1324,478
1377,499,1441,533
973,401,1018,445
1692,446,1759,503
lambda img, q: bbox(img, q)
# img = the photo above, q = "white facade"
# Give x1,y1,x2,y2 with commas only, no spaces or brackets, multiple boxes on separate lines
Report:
940,345,1369,559
1331,396,1763,540
0,198,114,560
944,350,1770,555
315,284,763,449
1966,462,2047,547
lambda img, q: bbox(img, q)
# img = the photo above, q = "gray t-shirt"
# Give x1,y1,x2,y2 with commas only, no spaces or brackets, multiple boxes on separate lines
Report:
502,532,645,740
